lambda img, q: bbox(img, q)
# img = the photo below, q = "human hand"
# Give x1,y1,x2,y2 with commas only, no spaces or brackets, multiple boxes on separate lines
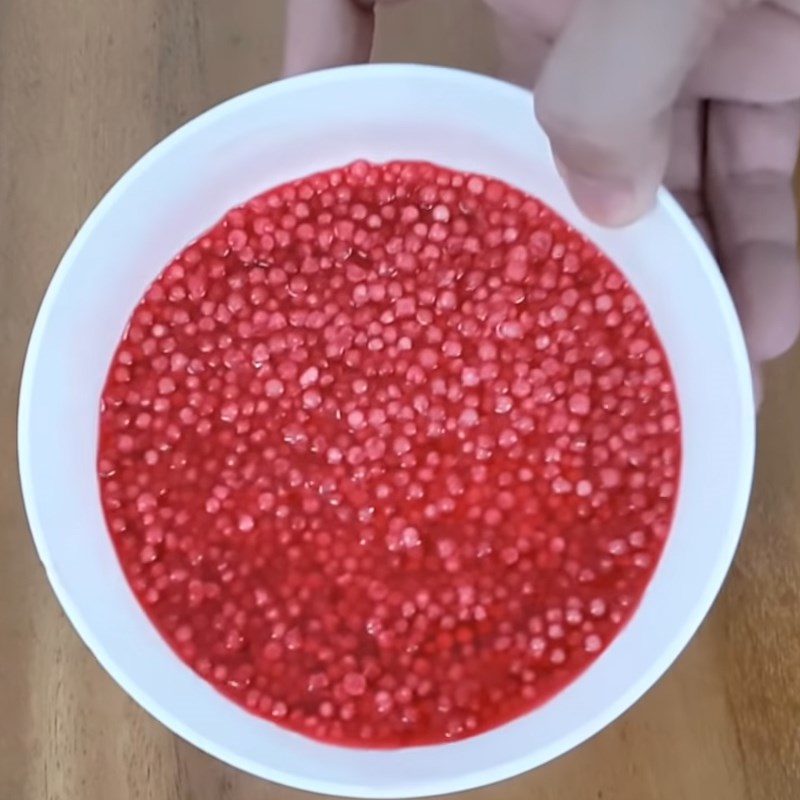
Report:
282,0,800,402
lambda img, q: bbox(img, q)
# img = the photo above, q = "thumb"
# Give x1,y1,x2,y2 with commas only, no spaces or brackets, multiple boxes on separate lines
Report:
534,0,737,226
282,0,375,77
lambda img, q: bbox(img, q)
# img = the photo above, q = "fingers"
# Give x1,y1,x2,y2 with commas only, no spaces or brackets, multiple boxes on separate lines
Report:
688,3,800,104
282,0,375,78
664,100,714,244
534,0,735,226
706,100,800,363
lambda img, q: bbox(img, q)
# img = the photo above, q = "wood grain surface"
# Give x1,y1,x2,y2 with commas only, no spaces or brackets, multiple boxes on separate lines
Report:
1,2,798,798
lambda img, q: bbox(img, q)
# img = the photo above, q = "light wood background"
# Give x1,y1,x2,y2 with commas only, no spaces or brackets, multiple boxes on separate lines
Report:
1,2,799,798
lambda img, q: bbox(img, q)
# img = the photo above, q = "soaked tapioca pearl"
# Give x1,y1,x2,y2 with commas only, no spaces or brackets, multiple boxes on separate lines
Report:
98,160,681,749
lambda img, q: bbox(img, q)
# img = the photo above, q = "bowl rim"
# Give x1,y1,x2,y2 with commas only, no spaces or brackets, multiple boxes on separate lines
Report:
17,63,755,798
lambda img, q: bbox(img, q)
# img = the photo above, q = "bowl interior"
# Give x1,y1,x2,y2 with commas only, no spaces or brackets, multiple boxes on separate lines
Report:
18,65,754,798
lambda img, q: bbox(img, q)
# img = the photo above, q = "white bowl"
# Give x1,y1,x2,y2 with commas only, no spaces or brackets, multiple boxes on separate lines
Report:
18,65,754,798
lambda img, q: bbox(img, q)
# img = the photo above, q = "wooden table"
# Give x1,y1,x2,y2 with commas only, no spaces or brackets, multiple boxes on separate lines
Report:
2,2,798,798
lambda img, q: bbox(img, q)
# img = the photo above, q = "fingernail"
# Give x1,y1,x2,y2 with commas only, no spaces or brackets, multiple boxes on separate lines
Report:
556,160,638,227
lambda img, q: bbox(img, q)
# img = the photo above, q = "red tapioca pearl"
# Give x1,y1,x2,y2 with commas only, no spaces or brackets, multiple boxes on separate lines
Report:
567,392,591,416
583,634,603,653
